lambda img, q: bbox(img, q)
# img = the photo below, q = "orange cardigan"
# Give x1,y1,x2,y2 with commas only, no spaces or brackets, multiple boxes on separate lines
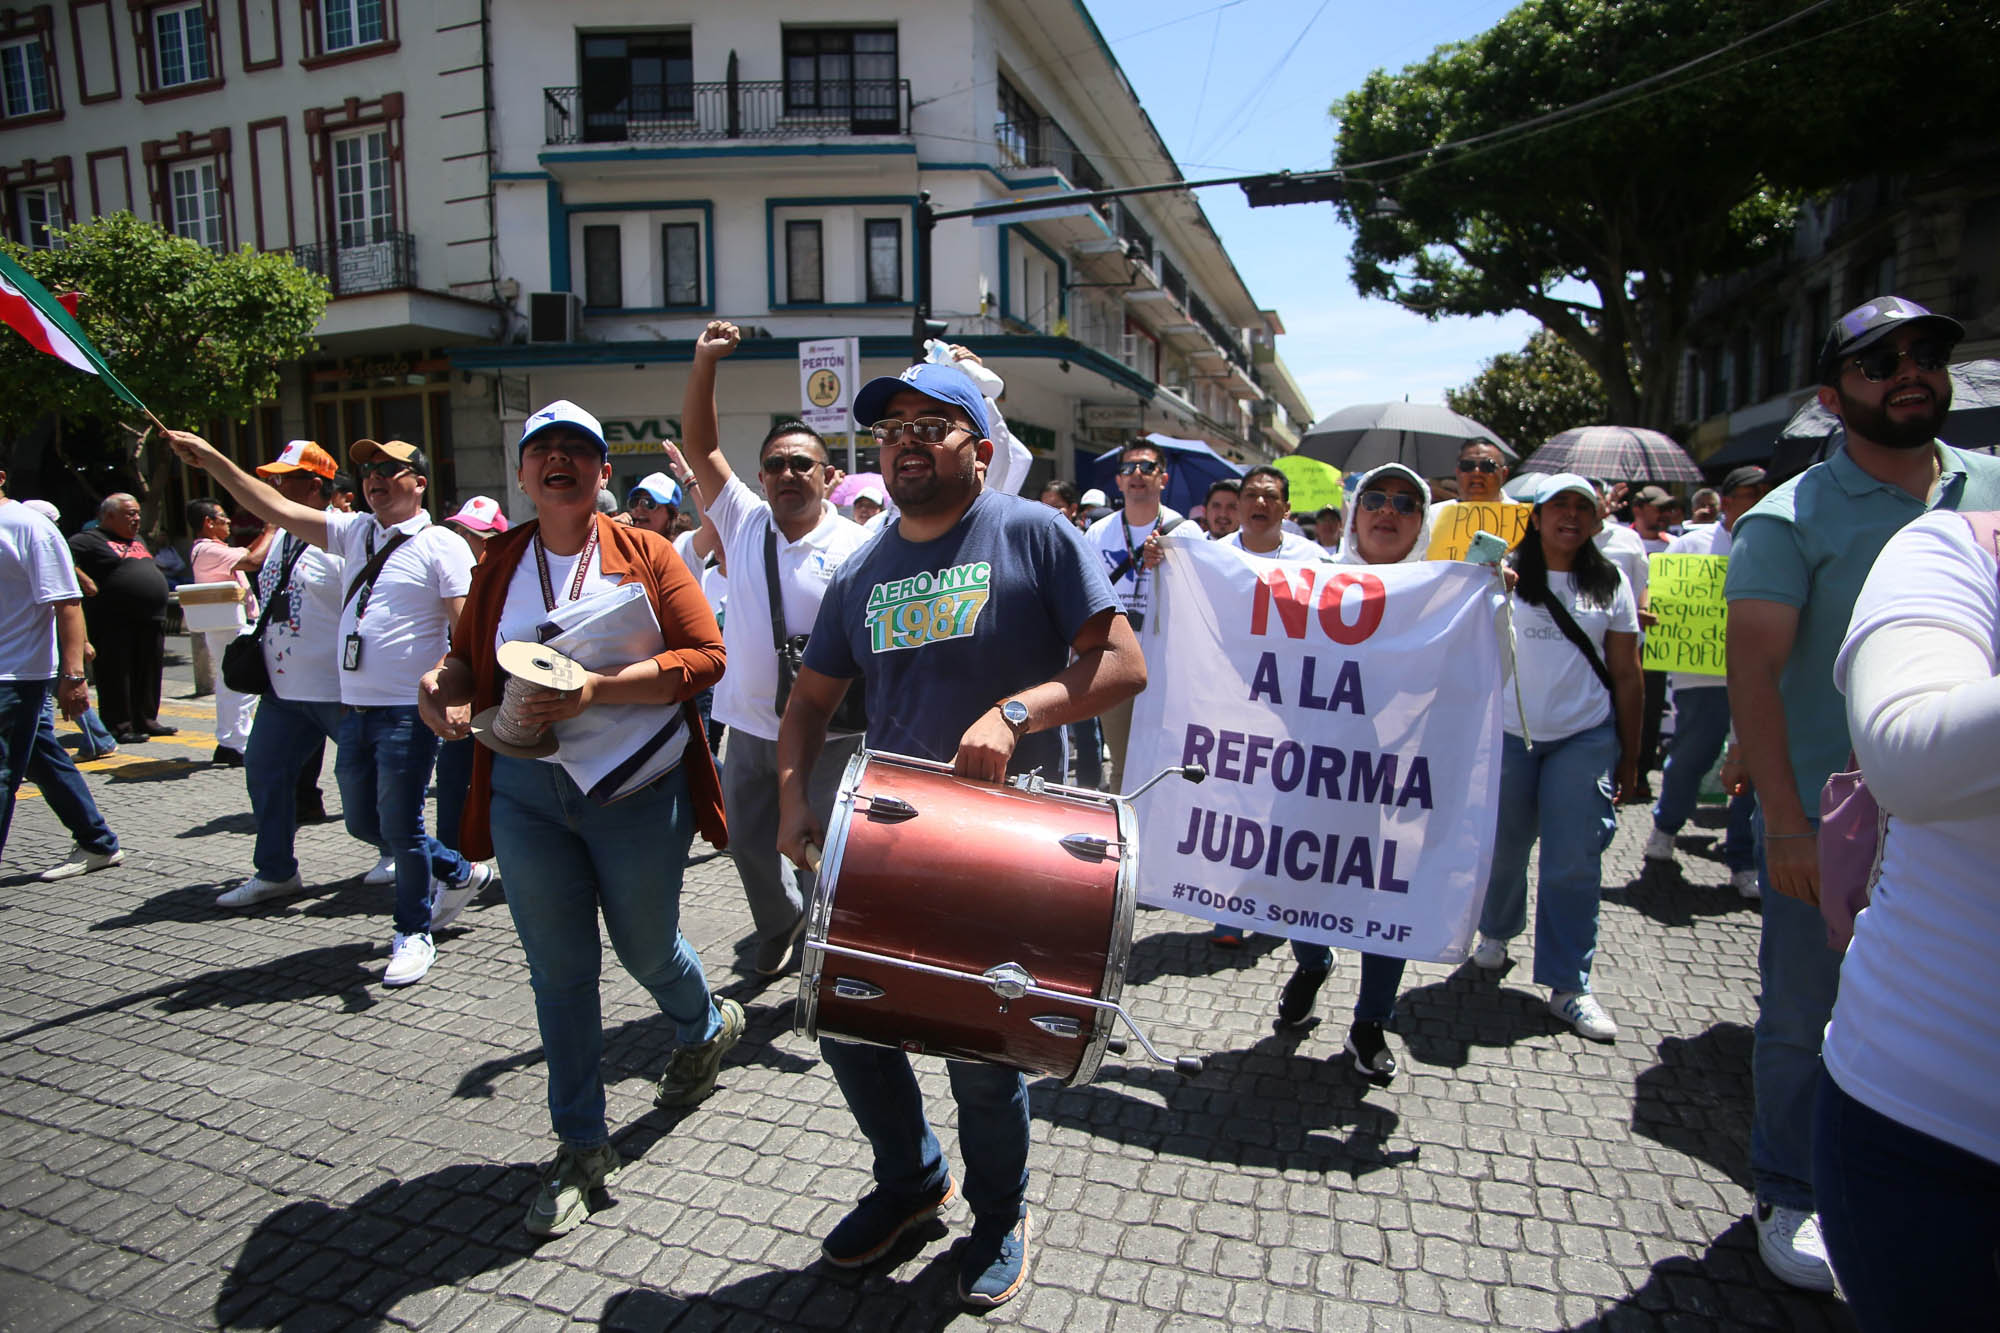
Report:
448,513,728,858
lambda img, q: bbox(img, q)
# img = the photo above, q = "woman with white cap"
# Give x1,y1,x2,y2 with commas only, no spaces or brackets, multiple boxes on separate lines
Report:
1472,472,1642,1041
417,400,741,1237
1272,463,1437,1078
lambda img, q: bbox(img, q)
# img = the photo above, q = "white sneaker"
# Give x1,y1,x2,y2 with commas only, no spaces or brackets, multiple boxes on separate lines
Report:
216,873,304,908
1549,990,1618,1041
383,932,436,987
428,862,494,932
362,855,396,886
1755,1203,1834,1291
1471,934,1508,970
39,845,126,882
1732,868,1761,899
1643,828,1676,862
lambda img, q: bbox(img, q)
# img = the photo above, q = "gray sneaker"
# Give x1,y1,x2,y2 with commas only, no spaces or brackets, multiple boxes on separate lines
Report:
524,1141,623,1237
655,997,745,1107
216,873,304,908
429,862,494,932
40,845,126,882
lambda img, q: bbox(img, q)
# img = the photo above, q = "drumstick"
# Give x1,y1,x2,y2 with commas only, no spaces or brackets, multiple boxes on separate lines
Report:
802,841,822,874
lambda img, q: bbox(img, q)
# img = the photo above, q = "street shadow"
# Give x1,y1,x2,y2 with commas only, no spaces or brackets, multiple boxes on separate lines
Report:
1603,860,1750,928
1392,964,1576,1071
1565,1215,1856,1332
0,942,380,1046
1629,1022,1754,1191
452,995,816,1103
594,1243,969,1331
1030,1032,1415,1178
177,810,260,838
1122,923,1283,987
88,874,352,932
98,758,202,783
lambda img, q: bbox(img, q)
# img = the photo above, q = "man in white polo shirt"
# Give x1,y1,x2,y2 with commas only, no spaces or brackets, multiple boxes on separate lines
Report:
679,320,872,976
165,429,494,988
1221,465,1326,561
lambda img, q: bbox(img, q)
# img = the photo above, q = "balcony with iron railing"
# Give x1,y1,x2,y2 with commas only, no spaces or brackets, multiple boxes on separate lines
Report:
290,232,416,297
544,79,911,145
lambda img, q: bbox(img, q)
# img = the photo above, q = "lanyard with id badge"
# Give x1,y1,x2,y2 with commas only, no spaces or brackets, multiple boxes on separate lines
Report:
341,529,412,670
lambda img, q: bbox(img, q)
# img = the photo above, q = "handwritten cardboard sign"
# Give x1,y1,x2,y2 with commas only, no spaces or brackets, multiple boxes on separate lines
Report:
1642,553,1729,675
1426,501,1532,561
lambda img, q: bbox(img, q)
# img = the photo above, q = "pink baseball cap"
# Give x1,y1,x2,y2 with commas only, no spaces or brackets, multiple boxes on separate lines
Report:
447,496,509,533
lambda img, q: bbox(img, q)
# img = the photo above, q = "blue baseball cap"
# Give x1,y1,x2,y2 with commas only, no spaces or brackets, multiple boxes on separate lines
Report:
852,363,991,440
1817,296,1963,384
1534,472,1600,507
627,471,682,508
519,399,608,460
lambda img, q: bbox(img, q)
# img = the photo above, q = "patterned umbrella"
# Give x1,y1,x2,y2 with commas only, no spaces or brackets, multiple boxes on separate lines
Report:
1520,426,1702,484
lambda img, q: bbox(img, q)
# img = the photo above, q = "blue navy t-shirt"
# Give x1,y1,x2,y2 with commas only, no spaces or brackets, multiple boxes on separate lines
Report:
804,489,1120,777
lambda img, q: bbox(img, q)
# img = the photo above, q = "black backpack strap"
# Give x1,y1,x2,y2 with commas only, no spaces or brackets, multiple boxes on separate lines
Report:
342,531,410,610
1106,516,1187,584
763,522,788,650
249,537,310,636
1537,590,1616,695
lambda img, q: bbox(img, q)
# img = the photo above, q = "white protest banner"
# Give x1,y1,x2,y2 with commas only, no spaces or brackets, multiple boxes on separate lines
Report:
799,338,859,467
1125,538,1504,964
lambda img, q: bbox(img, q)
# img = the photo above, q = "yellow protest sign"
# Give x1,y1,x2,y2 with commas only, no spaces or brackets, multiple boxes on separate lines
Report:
1274,455,1345,514
1642,554,1729,675
1426,501,1532,561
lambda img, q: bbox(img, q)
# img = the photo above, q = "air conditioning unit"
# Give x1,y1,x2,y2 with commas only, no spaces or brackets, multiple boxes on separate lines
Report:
528,291,583,344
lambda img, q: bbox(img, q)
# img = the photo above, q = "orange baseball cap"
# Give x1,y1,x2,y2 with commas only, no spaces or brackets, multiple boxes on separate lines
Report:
257,440,339,480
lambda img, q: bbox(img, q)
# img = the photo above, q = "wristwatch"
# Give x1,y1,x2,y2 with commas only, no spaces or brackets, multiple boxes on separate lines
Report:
998,698,1031,737
59,672,87,684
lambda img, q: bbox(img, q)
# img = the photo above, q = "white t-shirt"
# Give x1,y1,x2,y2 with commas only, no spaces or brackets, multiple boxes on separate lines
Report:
495,534,621,651
1505,569,1639,741
0,500,80,680
1085,505,1184,622
1824,512,2000,1166
707,473,872,740
256,530,347,703
1221,529,1325,562
323,508,475,708
1594,521,1650,605
1659,520,1733,694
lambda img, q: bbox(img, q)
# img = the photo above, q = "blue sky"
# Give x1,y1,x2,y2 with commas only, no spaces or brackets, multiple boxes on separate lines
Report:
1081,0,1541,423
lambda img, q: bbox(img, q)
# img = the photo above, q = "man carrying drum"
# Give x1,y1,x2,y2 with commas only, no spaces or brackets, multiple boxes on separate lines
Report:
775,363,1145,1309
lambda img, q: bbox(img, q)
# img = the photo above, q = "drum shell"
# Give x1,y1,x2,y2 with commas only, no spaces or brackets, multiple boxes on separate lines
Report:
799,750,1134,1085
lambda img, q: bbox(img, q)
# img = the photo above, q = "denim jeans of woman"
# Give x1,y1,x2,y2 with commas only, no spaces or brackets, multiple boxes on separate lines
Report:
488,754,720,1147
1477,722,1619,994
335,705,470,935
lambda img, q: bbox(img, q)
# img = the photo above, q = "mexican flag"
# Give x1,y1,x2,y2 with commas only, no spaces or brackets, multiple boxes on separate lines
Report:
0,248,147,412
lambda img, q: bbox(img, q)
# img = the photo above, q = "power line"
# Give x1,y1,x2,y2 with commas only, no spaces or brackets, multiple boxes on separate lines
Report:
1190,0,1334,163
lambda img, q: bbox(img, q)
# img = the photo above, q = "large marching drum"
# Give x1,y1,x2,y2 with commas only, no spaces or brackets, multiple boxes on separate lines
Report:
796,749,1200,1085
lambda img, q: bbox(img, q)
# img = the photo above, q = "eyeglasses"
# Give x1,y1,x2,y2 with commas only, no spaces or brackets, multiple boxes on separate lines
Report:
1117,459,1163,477
1358,491,1420,515
760,453,822,477
869,416,964,446
357,461,411,481
627,493,661,509
1849,339,1951,382
1457,458,1501,474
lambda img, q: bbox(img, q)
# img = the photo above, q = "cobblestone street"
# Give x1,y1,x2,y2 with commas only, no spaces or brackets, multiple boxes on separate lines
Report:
0,640,1854,1331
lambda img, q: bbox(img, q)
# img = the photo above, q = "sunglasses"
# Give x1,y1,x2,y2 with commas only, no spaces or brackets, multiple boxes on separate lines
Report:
627,493,662,509
357,461,411,480
1117,459,1163,476
869,416,964,446
1849,339,1950,382
760,453,822,477
1457,458,1501,474
1358,491,1420,515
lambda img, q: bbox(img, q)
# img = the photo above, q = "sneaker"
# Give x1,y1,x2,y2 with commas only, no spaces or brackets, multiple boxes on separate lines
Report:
1471,934,1508,970
958,1209,1030,1309
362,855,396,886
523,1141,623,1238
1754,1202,1835,1291
383,932,436,987
1276,966,1328,1029
822,1176,957,1269
752,911,808,977
428,862,494,932
216,873,304,908
1208,923,1245,949
1549,989,1618,1042
38,845,126,882
654,997,745,1107
1643,827,1676,861
1345,1020,1398,1080
1732,868,1761,900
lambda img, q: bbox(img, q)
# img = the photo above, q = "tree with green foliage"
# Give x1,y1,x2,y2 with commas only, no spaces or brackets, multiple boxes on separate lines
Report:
1448,329,1611,453
1333,0,1992,429
0,212,327,516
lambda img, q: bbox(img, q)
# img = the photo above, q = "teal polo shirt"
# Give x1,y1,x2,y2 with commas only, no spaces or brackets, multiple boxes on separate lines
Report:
1725,441,2000,813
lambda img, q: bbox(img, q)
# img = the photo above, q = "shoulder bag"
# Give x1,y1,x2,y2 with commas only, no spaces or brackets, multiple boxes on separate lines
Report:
767,523,867,735
220,537,310,696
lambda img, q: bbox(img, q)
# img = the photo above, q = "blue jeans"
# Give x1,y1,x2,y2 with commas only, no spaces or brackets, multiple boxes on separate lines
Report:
1289,942,1407,1025
334,706,470,936
1651,686,1754,872
2,681,117,865
246,694,343,883
820,1039,1029,1227
1814,1070,2000,1331
72,705,118,760
1068,715,1104,790
488,755,719,1147
1478,723,1619,995
1750,808,1840,1209
433,737,475,855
